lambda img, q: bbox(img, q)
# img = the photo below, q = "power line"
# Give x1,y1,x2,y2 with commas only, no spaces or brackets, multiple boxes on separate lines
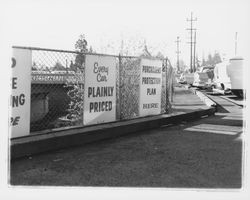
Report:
175,36,181,72
186,12,197,73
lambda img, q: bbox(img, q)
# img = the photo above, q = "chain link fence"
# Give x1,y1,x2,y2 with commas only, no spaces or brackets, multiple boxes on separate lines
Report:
119,57,141,119
14,47,173,133
30,49,84,131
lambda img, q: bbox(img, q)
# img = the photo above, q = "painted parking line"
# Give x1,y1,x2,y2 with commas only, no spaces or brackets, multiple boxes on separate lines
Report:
184,124,242,135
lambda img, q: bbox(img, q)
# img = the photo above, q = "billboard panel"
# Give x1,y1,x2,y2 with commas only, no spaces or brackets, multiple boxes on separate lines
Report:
10,49,31,138
139,58,162,116
84,55,116,125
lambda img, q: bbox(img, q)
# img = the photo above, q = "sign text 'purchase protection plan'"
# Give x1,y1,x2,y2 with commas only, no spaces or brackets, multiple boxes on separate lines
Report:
139,58,162,116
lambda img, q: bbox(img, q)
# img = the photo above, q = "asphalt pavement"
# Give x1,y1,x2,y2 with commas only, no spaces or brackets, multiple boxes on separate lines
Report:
10,87,243,188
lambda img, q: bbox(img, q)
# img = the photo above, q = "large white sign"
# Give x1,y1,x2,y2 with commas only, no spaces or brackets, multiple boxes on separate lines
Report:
139,58,162,116
84,55,116,125
10,49,31,138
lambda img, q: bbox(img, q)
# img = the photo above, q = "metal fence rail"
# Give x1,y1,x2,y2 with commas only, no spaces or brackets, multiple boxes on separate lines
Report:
13,46,173,133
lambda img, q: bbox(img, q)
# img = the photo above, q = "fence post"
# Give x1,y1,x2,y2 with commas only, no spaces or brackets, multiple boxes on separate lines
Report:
118,54,122,120
169,59,174,103
165,57,169,113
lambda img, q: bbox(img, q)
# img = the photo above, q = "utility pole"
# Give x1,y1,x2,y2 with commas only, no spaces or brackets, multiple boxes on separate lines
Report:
193,30,196,72
186,12,197,73
235,32,238,56
175,36,181,73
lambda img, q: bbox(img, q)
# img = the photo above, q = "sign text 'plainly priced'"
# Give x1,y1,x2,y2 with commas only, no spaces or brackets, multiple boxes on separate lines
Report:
84,55,116,125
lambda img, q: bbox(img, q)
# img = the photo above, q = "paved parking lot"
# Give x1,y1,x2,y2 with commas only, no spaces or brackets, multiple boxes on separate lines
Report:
10,88,243,188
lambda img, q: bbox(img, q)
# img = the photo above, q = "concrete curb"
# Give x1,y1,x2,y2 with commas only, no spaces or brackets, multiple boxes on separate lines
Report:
11,107,216,159
190,88,217,108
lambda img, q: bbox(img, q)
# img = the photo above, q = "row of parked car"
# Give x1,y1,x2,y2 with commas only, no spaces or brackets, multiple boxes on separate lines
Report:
176,56,244,98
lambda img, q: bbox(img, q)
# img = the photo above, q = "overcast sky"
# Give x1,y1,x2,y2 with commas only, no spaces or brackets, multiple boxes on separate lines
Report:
1,0,250,65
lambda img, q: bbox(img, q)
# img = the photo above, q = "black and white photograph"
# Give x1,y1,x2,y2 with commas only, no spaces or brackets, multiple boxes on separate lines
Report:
1,0,250,199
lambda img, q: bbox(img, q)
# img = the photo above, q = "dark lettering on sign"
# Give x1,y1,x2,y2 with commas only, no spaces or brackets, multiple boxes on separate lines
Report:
93,62,109,75
93,62,109,82
10,116,20,126
147,88,156,95
97,73,107,82
89,101,112,113
143,103,159,109
11,57,16,68
142,65,161,73
142,77,161,84
12,77,17,89
19,94,25,105
88,86,114,98
12,94,25,107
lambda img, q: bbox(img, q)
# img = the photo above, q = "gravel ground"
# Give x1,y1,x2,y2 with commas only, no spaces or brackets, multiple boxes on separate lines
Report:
10,89,243,188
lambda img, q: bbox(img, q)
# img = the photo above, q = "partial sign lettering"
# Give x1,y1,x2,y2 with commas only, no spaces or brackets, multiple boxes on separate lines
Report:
10,49,31,138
